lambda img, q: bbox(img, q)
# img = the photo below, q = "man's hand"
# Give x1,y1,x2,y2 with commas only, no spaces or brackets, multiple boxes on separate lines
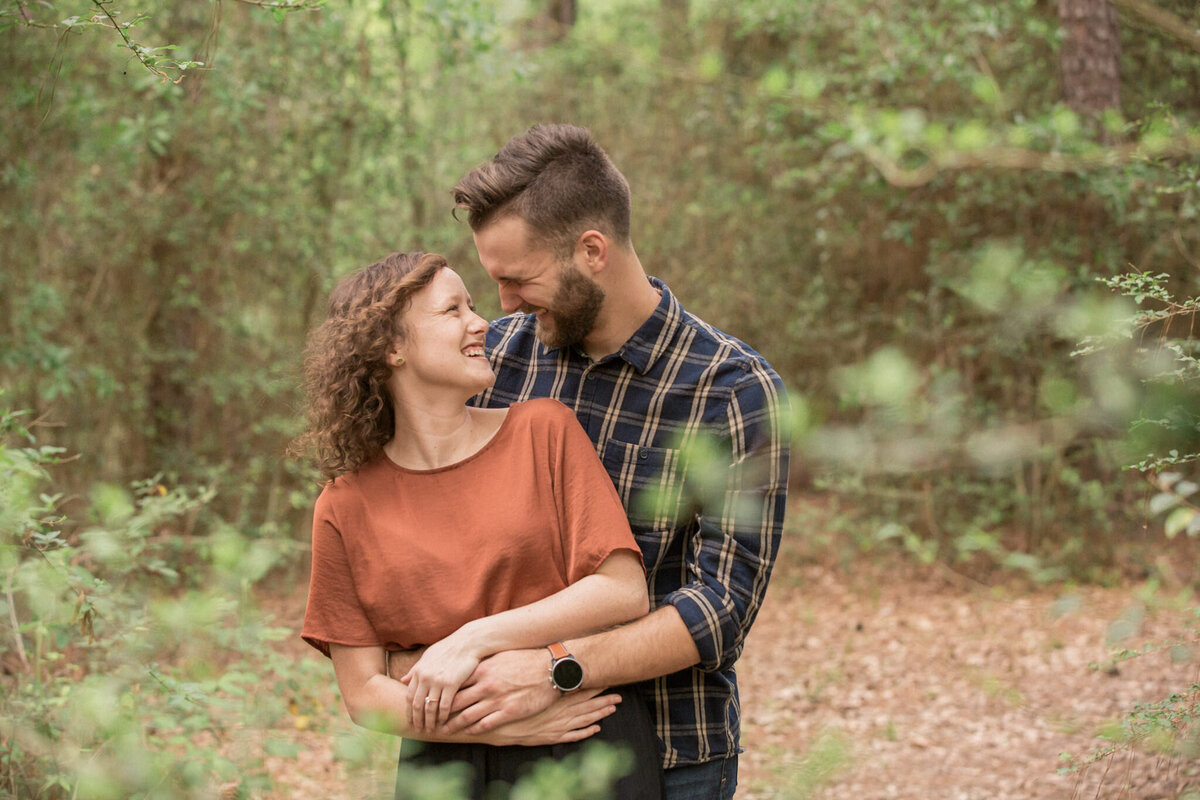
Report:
444,648,558,734
479,688,622,747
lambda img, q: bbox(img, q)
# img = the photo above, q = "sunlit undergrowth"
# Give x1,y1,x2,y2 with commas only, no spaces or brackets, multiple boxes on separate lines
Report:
0,398,319,798
0,400,636,798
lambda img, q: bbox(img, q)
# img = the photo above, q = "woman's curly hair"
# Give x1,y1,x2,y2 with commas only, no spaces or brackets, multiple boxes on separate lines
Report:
295,251,447,480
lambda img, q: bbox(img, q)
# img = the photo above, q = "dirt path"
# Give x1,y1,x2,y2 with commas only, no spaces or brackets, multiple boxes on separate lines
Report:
263,553,1199,799
736,559,1198,799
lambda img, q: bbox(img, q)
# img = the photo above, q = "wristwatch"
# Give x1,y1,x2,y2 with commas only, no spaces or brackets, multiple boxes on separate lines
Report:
547,642,584,693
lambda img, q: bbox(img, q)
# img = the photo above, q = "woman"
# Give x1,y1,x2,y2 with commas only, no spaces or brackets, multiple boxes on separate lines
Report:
297,251,663,799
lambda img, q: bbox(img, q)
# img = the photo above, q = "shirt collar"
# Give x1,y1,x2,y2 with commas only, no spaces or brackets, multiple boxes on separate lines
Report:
613,277,683,374
536,277,683,375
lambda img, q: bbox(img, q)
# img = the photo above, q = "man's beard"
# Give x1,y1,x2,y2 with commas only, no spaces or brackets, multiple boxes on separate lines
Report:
534,266,605,349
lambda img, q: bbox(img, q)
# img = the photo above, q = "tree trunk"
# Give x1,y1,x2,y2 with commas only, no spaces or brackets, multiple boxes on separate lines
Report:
1056,0,1122,114
547,0,576,40
660,0,688,62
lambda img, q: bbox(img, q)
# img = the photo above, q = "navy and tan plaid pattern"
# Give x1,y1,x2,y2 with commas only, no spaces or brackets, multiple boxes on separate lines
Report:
472,278,790,767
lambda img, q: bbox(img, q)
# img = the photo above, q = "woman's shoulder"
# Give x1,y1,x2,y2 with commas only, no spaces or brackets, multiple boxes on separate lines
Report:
313,454,389,513
510,397,576,423
506,398,581,437
505,399,593,454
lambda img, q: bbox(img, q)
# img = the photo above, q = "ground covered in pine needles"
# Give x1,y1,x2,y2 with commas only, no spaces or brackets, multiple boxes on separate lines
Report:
737,556,1198,799
259,531,1199,800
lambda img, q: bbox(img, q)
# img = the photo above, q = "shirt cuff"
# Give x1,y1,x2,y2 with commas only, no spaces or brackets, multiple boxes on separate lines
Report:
664,586,735,673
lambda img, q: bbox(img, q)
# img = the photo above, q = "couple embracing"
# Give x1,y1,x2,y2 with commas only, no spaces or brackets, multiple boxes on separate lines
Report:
299,124,790,800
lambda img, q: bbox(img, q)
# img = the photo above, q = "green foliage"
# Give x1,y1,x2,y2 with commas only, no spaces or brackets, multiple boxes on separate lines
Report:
0,0,322,81
770,729,852,800
508,742,633,800
0,407,303,798
1059,268,1200,782
3,0,1199,576
3,0,1200,788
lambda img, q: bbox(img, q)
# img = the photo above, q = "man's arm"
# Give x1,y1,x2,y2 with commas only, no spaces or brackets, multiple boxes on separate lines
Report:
448,367,791,734
444,605,699,734
340,643,623,745
665,367,790,672
401,550,646,729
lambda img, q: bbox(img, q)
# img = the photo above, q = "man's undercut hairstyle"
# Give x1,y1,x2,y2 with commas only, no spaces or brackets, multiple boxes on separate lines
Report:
453,124,632,258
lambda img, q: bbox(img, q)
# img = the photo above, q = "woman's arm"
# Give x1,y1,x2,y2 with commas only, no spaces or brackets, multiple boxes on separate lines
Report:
402,549,648,730
329,643,623,745
331,644,414,735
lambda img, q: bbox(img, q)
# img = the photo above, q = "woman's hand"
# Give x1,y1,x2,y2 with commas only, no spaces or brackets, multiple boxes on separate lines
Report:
480,688,622,747
401,630,482,731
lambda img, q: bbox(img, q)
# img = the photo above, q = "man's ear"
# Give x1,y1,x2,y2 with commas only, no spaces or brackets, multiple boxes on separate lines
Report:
575,230,608,276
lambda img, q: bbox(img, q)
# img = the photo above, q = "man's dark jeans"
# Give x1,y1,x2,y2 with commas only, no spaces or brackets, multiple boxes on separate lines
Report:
663,755,738,800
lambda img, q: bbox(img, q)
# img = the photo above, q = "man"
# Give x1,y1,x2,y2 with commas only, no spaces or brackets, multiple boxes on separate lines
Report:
393,124,789,799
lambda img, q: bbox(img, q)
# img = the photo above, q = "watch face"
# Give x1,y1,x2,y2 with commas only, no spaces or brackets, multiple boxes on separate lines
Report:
553,658,584,691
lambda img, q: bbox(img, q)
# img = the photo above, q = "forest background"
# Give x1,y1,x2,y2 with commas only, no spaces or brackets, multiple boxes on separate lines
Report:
1,0,1199,797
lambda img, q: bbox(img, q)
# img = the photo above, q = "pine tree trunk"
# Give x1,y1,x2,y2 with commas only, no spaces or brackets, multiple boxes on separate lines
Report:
660,0,689,62
1056,0,1122,114
547,0,576,40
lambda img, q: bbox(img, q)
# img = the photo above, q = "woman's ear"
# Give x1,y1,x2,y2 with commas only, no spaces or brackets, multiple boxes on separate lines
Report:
388,343,405,368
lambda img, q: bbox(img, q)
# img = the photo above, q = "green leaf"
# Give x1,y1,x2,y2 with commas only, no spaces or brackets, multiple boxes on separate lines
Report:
1148,492,1178,516
1164,507,1195,539
264,739,300,759
697,51,724,80
760,66,789,97
950,120,989,151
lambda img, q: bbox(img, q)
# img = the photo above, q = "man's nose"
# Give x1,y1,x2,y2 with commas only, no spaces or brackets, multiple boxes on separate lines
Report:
498,285,522,314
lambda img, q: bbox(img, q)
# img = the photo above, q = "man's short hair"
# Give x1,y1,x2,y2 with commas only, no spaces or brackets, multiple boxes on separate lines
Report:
453,124,632,258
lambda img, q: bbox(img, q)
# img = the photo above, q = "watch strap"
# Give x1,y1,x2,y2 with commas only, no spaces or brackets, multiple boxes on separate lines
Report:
547,642,572,661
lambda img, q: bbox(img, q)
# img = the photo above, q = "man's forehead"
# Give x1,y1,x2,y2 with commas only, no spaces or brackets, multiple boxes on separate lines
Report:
477,214,534,251
476,220,551,279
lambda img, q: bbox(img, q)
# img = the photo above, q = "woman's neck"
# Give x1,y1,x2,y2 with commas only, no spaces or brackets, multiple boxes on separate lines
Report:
385,397,502,470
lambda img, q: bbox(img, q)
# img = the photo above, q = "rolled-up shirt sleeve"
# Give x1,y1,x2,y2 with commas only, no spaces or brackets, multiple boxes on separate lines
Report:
663,367,790,672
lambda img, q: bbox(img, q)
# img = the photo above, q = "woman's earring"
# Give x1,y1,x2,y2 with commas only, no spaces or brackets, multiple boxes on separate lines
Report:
394,357,404,366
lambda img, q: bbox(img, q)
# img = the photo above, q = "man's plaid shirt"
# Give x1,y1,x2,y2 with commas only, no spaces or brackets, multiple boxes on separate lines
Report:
472,278,790,767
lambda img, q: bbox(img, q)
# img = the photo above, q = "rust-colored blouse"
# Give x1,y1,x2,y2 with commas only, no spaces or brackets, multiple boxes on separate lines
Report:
302,398,642,656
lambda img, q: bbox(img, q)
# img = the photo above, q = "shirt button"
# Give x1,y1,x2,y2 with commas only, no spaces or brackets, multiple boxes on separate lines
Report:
585,373,595,381
638,449,649,460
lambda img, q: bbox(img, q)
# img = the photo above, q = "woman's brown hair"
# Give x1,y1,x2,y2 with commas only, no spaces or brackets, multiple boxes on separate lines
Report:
295,251,446,480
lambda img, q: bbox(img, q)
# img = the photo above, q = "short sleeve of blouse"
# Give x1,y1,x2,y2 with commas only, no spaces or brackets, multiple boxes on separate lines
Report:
301,486,380,657
540,400,643,584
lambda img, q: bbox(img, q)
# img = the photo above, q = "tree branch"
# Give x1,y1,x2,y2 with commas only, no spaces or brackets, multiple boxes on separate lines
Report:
860,134,1200,187
231,0,325,9
90,0,181,83
5,569,29,673
1112,0,1200,55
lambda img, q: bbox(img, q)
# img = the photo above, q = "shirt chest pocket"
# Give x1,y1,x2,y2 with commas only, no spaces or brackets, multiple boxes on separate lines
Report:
599,439,690,537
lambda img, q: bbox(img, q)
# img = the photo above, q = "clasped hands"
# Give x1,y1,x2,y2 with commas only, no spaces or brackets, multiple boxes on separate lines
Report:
398,640,619,746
